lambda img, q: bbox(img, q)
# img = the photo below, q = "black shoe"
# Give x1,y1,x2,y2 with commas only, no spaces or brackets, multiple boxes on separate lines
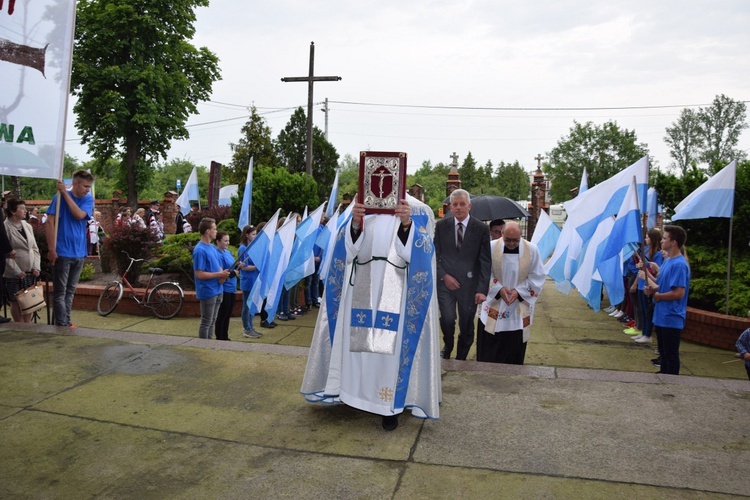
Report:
382,415,399,431
313,302,321,308
261,320,277,329
651,358,661,366
0,316,11,323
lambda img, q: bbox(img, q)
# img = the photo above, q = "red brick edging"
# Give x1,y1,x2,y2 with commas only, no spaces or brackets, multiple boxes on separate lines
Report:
683,307,749,351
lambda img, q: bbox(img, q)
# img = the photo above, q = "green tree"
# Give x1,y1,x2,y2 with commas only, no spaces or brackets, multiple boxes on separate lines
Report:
71,0,221,208
458,152,479,193
494,161,530,200
227,105,278,185
409,160,451,216
664,108,704,175
145,159,207,202
545,121,649,203
275,107,338,200
697,94,748,173
337,153,359,201
251,165,319,223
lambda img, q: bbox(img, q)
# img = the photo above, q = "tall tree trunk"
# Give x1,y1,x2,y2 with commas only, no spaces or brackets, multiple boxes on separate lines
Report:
125,132,139,209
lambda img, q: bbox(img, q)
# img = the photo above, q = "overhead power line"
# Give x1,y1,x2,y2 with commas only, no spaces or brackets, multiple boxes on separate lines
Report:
328,100,749,111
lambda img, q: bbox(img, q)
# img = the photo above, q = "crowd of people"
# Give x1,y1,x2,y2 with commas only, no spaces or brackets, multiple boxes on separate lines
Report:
603,225,691,375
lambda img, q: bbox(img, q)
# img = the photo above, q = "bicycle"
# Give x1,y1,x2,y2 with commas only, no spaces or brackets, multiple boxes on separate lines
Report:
97,251,184,319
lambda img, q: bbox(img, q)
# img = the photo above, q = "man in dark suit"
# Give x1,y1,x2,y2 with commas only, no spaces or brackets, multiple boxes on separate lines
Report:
435,188,491,360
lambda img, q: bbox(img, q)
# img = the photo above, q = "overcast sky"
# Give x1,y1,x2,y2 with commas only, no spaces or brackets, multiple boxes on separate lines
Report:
65,0,750,178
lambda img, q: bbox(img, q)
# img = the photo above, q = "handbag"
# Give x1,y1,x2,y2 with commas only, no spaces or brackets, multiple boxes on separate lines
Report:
15,283,46,315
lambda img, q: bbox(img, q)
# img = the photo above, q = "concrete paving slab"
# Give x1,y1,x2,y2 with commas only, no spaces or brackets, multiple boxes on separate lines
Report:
414,371,750,496
0,411,404,499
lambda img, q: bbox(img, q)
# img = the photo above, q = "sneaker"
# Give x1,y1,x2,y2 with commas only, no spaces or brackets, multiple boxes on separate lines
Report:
603,306,615,313
634,336,652,344
611,310,623,317
277,314,289,321
618,315,631,323
624,320,636,328
651,357,661,366
632,335,643,341
623,328,639,335
243,330,262,339
260,320,277,329
288,313,296,320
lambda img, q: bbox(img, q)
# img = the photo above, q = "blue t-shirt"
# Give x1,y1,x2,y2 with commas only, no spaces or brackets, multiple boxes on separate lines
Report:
218,248,237,293
47,191,94,258
193,242,222,300
652,254,690,329
637,248,664,291
238,243,259,292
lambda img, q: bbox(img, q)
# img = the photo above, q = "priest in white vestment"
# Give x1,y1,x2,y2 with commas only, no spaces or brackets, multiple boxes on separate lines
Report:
477,221,546,364
301,196,441,430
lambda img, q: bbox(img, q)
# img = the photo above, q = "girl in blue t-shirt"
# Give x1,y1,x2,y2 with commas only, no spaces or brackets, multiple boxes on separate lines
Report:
213,231,237,341
633,228,664,344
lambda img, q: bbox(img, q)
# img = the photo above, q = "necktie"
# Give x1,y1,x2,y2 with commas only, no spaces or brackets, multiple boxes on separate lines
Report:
456,221,464,251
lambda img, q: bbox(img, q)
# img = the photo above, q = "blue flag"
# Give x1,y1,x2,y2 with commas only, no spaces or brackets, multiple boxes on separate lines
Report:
238,158,253,229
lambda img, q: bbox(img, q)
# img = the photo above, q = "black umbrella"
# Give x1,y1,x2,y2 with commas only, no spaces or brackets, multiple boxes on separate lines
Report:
443,194,530,220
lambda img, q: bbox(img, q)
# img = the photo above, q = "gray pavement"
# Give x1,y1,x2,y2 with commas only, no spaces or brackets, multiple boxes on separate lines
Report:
1,280,749,498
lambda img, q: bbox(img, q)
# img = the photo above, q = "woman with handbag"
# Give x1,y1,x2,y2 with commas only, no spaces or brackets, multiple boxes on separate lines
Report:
4,199,42,323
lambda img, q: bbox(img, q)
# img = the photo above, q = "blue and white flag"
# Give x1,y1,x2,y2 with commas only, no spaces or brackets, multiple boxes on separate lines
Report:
600,176,642,263
284,203,325,290
325,170,340,219
176,166,200,215
571,216,614,311
264,216,298,320
565,155,649,242
646,187,658,229
218,184,238,207
672,160,736,221
247,209,280,315
317,200,354,284
579,167,589,194
238,158,254,229
531,209,562,261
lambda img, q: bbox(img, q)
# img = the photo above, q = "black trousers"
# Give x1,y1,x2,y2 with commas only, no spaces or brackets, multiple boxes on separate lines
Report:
438,284,478,360
476,320,525,364
214,291,235,340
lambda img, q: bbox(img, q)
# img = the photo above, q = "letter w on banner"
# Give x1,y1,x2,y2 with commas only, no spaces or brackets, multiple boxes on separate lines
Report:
0,0,76,180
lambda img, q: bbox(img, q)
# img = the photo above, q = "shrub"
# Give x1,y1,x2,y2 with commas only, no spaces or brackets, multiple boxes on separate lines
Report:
152,232,201,286
185,205,234,234
79,262,95,281
101,222,160,284
687,245,750,316
217,218,240,245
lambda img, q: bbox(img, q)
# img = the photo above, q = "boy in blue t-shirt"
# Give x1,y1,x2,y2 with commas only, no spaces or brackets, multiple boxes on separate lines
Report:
645,225,690,375
45,170,95,327
193,218,230,339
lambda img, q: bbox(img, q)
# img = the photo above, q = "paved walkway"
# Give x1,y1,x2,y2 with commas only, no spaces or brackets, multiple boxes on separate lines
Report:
1,281,748,498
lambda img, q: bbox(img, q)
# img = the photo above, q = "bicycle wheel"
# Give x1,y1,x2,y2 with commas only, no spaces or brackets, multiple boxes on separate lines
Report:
146,282,184,319
97,282,123,316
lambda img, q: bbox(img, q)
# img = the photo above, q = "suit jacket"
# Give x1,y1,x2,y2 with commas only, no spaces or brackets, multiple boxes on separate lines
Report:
435,215,491,295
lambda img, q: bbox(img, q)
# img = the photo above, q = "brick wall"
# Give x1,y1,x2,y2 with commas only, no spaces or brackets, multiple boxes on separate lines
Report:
683,307,750,350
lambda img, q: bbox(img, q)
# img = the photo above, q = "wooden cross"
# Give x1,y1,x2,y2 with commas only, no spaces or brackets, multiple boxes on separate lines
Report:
281,42,342,176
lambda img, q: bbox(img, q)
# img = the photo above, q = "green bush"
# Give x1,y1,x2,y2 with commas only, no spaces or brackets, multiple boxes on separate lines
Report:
152,232,201,286
101,222,160,284
79,262,96,281
217,218,240,245
687,245,750,317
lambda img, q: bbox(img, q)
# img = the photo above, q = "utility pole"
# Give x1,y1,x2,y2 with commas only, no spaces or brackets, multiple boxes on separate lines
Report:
321,97,329,140
281,42,341,176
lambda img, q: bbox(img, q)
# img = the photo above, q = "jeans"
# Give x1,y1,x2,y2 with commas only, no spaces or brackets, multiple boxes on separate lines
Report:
198,294,223,339
655,326,681,375
305,273,320,305
241,290,254,331
53,257,84,326
279,288,290,315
